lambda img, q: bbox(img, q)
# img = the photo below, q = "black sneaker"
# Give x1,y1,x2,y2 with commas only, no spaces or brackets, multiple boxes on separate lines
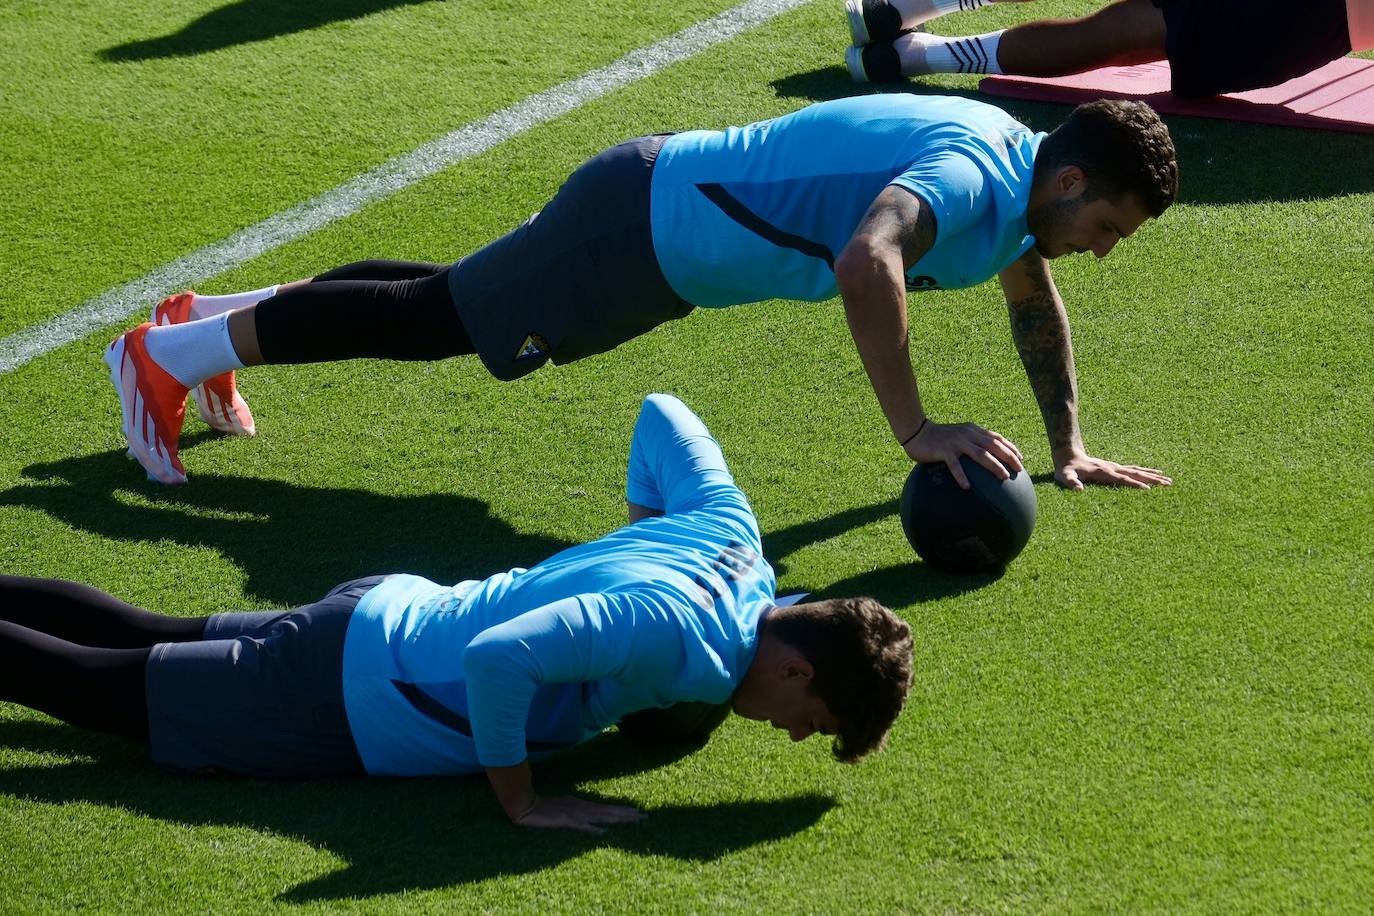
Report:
846,40,903,83
845,0,905,45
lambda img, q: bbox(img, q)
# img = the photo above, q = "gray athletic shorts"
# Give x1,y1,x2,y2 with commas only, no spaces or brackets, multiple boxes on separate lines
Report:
448,133,695,381
144,576,388,778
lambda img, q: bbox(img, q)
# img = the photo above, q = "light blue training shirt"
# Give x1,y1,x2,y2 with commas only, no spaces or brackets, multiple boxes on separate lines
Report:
341,394,777,775
649,94,1044,306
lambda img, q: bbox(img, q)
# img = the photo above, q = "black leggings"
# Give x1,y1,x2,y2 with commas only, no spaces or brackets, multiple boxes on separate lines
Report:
253,259,478,364
0,576,210,741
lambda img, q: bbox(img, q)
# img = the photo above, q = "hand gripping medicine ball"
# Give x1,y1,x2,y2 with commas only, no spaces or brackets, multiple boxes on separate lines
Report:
900,457,1037,573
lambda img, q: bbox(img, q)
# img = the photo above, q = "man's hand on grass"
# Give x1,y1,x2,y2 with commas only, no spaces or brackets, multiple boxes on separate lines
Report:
1054,451,1172,491
512,794,647,834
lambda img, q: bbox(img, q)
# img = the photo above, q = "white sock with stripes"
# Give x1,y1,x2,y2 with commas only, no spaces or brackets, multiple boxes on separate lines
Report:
891,0,993,29
188,285,279,320
895,30,1004,76
142,313,246,388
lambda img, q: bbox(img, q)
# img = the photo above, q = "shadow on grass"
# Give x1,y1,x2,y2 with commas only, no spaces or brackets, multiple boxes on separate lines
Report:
770,66,1374,204
764,497,999,607
0,446,569,607
0,720,833,901
4,448,983,610
0,453,947,898
100,0,441,62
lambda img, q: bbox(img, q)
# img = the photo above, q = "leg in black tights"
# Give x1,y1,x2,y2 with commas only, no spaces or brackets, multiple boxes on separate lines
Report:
0,574,208,647
0,623,150,740
311,259,447,283
253,259,477,364
0,575,212,741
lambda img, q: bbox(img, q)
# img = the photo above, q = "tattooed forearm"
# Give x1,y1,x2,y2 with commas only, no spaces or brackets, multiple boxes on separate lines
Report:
1008,289,1082,456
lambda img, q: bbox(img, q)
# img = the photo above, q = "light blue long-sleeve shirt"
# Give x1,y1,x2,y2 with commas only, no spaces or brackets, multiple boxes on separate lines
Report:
340,394,776,775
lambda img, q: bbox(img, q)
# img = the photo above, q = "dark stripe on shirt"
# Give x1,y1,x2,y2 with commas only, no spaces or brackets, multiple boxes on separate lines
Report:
391,680,573,753
695,182,836,270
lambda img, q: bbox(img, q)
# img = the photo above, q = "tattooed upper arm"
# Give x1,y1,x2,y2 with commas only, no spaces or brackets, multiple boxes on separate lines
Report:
852,186,939,269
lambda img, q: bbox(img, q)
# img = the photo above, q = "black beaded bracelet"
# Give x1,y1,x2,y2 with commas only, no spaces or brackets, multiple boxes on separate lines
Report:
899,417,929,449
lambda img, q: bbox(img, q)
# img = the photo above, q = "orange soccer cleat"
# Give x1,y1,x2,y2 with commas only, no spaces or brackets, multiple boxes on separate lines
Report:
104,323,190,485
152,291,255,437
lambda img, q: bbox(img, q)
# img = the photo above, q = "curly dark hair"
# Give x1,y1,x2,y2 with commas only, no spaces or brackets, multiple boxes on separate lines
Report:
765,597,913,763
1037,99,1179,217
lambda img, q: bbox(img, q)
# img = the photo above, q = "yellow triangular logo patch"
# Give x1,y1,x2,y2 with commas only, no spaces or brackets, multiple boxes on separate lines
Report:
514,333,549,361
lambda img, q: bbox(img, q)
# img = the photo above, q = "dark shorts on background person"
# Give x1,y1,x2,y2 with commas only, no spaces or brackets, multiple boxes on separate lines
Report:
1154,0,1352,97
145,576,389,778
448,133,694,382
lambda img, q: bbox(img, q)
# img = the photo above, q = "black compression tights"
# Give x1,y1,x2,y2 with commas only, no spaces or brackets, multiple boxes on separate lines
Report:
252,259,478,364
0,575,210,741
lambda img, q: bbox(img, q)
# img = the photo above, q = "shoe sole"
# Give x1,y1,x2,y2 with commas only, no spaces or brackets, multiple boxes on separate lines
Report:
104,337,133,452
845,0,870,46
104,335,188,485
845,45,870,82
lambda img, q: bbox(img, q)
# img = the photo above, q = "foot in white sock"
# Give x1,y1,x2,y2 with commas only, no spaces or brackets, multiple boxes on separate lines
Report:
891,0,994,30
894,29,1004,75
185,286,279,320
149,294,257,436
140,313,256,439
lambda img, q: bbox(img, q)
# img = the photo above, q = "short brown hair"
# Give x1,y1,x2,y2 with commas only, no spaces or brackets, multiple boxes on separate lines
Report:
766,597,913,763
1038,99,1179,217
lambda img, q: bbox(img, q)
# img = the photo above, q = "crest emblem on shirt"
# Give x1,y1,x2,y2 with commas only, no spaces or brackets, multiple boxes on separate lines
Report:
514,333,550,362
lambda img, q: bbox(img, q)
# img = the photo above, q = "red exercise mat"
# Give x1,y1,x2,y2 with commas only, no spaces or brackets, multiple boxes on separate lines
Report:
980,58,1374,134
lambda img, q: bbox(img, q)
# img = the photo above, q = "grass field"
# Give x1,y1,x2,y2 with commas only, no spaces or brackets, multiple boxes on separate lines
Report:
3,0,1373,910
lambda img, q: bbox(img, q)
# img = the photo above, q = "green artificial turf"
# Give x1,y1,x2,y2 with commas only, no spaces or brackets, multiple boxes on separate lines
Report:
2,0,1373,910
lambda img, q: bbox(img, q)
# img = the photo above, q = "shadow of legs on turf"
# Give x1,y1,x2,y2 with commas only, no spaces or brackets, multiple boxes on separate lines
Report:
0,724,834,901
0,449,571,607
0,717,146,764
100,0,440,62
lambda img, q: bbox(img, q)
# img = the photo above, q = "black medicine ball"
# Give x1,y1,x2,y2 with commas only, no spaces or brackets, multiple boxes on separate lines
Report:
900,457,1037,573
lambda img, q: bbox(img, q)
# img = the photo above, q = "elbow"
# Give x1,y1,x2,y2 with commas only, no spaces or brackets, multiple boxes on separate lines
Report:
835,237,903,309
641,392,676,414
833,243,875,300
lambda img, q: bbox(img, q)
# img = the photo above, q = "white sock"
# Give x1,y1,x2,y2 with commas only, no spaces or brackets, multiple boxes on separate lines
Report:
896,30,1004,76
189,285,279,320
891,0,993,29
142,313,246,388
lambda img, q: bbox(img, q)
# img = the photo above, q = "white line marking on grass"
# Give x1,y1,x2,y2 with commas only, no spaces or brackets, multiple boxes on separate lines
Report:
0,0,809,376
